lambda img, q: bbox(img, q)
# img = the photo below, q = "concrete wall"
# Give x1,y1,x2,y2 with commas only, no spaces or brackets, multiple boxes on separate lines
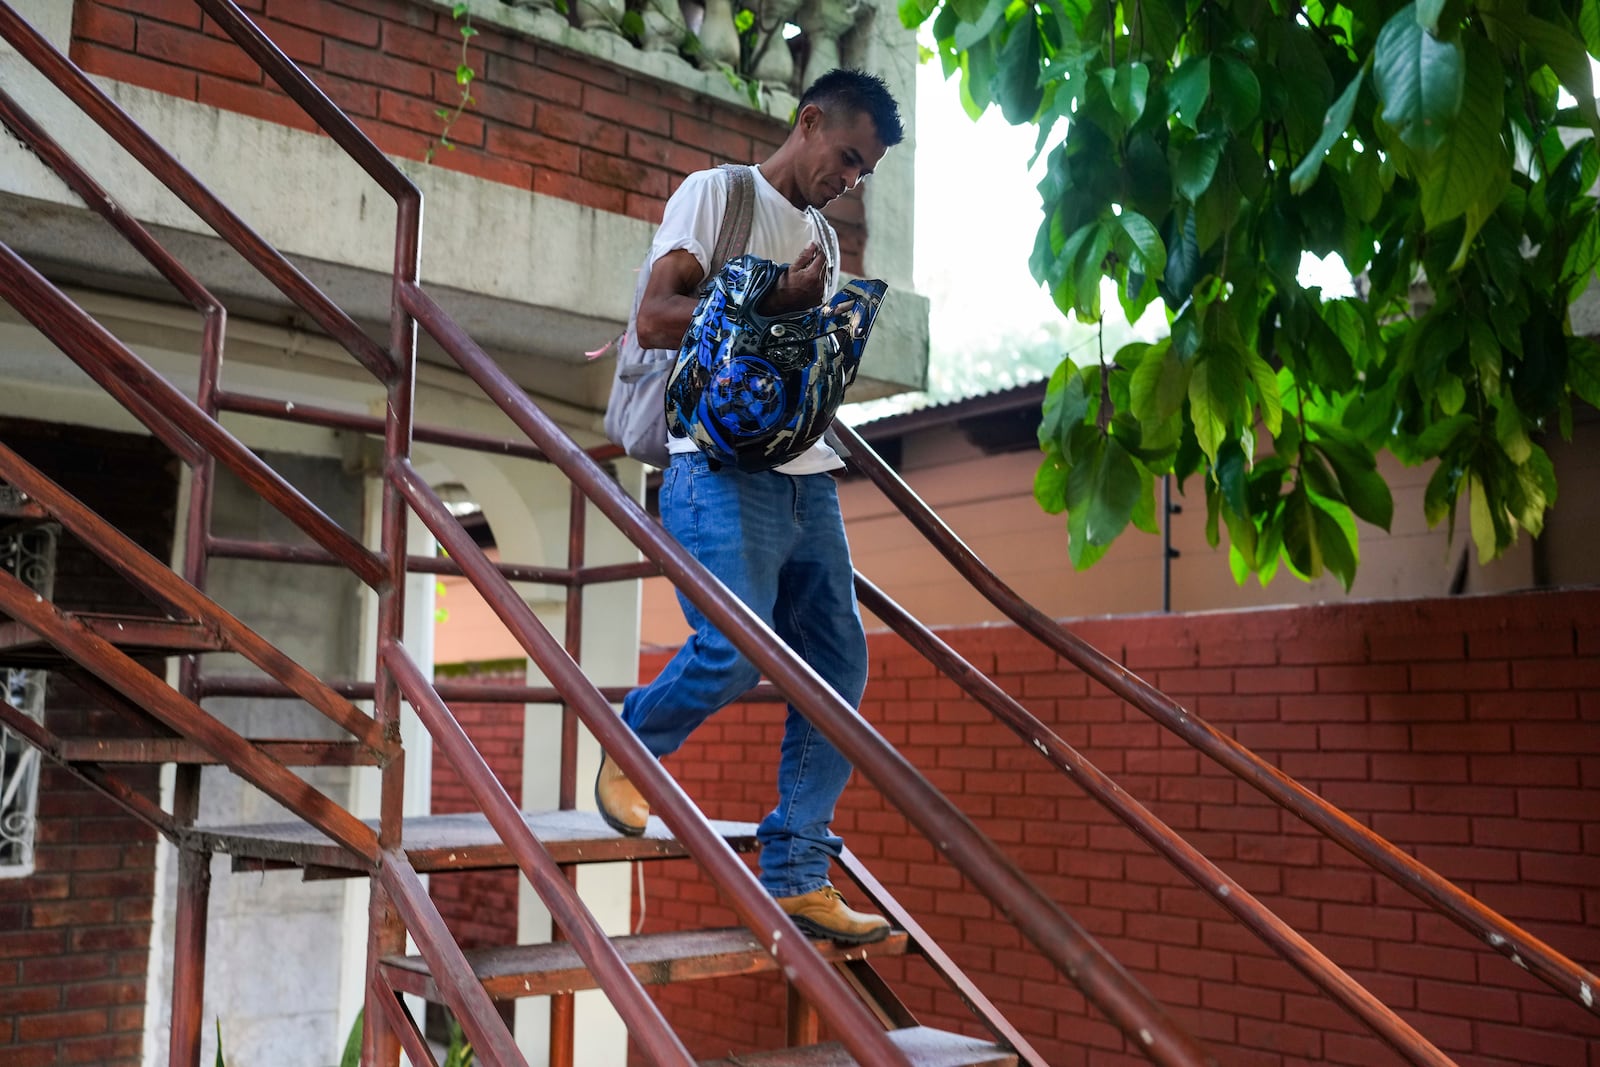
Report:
633,588,1600,1066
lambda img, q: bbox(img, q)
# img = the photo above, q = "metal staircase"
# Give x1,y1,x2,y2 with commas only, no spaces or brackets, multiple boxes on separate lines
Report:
0,2,1596,1065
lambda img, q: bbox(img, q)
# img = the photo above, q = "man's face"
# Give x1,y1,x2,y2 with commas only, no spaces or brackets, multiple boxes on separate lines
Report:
797,106,889,209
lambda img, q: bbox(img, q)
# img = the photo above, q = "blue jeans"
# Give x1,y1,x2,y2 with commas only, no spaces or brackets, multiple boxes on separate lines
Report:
622,451,869,897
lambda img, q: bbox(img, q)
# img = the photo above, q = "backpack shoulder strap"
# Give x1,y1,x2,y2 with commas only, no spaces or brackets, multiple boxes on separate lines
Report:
707,164,756,277
805,204,840,289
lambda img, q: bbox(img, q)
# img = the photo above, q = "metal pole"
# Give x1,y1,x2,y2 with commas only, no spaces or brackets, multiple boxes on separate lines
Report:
1162,474,1173,613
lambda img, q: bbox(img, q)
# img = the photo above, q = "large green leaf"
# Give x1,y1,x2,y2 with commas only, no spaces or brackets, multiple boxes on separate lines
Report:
1416,35,1508,240
1035,453,1070,513
1373,5,1465,164
1195,164,1242,251
1098,62,1151,127
1135,0,1186,63
1188,344,1249,463
1161,210,1202,306
1468,472,1498,561
1245,349,1283,435
1066,434,1143,546
1118,210,1167,281
1050,220,1112,321
996,15,1045,123
1312,496,1360,590
1310,436,1395,529
1175,136,1224,202
341,1012,365,1067
1131,465,1161,533
1494,395,1532,464
1282,483,1324,578
1130,340,1190,423
1067,221,1114,321
1038,359,1091,454
958,41,996,118
900,0,938,28
1411,411,1475,457
1168,57,1211,130
1211,54,1262,129
1290,61,1368,193
1272,19,1336,150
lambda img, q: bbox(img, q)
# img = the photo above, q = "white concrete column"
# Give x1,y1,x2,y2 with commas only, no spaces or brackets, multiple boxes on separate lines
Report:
339,476,439,1062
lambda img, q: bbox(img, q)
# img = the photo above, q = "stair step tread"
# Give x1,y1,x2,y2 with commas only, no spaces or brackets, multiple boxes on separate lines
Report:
188,809,759,874
0,612,222,667
57,737,378,766
699,1027,1015,1067
381,926,910,1001
0,497,49,524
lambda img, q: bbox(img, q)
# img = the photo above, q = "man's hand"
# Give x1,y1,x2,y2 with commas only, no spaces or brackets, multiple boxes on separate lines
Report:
760,242,828,314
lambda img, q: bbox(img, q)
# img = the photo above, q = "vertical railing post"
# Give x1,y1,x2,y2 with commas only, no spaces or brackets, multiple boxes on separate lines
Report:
168,844,213,1067
786,982,820,1048
170,300,226,1067
549,482,586,1067
364,192,423,1067
560,481,585,812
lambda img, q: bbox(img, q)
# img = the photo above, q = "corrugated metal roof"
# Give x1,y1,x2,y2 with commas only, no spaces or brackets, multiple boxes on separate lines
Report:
851,377,1049,440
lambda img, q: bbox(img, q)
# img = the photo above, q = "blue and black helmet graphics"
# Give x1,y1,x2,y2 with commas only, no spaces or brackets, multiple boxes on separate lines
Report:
666,254,887,473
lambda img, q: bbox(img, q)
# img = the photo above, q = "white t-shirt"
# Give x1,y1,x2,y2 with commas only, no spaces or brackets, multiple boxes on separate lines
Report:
644,165,844,476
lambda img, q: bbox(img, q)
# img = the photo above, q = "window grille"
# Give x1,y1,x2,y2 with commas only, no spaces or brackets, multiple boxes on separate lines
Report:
0,496,56,878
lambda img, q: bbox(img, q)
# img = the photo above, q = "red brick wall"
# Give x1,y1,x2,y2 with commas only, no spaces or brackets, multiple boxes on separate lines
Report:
67,0,868,270
1,420,178,1067
428,667,525,949
631,589,1600,1065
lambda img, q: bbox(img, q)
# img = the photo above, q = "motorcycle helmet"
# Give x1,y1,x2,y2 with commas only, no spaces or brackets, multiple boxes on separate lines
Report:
665,254,888,473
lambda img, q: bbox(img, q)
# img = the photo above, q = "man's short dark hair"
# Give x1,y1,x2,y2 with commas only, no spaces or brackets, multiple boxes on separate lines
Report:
798,68,905,147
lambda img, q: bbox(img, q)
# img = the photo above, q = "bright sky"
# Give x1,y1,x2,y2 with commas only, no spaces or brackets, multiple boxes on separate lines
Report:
912,59,1062,354
908,57,1356,382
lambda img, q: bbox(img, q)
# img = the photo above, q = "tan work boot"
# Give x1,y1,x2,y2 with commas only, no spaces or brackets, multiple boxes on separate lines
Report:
595,753,648,836
775,885,891,944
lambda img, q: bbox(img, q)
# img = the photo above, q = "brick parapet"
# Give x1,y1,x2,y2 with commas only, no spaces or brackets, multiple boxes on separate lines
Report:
630,588,1600,1065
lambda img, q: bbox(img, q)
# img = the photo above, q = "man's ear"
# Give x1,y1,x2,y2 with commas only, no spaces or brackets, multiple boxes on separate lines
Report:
796,102,825,135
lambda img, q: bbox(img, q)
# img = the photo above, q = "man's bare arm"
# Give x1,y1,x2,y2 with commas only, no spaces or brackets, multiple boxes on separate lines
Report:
636,243,829,350
636,250,706,350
